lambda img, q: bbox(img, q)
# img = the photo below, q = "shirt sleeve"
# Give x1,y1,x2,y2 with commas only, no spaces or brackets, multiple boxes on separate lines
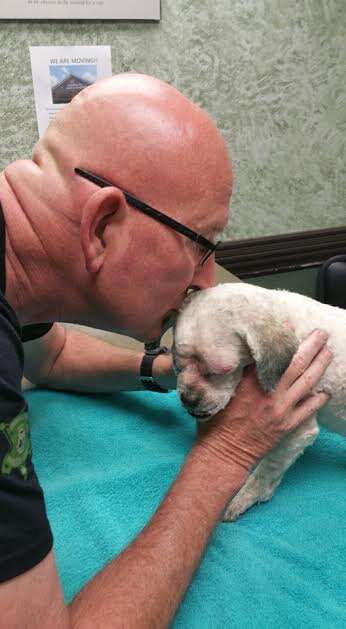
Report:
0,298,53,583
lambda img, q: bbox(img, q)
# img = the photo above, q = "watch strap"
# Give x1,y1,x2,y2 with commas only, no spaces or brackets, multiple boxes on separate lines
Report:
140,345,169,393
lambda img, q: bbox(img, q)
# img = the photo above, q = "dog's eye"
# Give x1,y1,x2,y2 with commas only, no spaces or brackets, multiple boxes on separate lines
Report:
204,370,229,379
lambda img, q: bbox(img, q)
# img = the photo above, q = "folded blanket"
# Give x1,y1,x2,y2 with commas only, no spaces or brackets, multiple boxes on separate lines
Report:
27,389,345,628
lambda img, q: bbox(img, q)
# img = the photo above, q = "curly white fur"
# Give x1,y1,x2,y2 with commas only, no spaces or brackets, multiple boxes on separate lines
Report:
173,283,345,521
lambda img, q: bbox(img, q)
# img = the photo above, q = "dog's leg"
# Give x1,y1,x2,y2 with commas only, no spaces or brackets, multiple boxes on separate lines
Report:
318,405,346,436
223,415,319,522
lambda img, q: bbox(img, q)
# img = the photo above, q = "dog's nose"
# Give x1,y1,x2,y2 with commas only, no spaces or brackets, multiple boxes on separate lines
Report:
180,393,200,408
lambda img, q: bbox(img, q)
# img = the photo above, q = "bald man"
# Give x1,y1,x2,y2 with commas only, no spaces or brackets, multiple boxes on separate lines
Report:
0,74,331,627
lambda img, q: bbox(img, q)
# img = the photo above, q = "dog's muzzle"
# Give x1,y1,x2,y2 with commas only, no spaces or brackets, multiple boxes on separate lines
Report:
180,393,212,420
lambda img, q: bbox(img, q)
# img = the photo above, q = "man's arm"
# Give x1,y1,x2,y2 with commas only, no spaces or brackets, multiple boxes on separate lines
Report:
23,323,175,393
3,329,331,629
0,444,250,629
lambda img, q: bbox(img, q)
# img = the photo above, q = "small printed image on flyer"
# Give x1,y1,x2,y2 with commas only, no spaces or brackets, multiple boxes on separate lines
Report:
50,63,97,105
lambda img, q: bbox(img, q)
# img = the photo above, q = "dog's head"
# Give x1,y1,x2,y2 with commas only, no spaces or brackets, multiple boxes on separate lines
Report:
173,284,298,420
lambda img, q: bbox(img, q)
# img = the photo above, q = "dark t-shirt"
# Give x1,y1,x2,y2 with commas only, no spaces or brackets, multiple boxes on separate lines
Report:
0,203,53,583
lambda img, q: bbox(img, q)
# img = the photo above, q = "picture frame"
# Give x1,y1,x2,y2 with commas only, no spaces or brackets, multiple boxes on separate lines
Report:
0,0,160,21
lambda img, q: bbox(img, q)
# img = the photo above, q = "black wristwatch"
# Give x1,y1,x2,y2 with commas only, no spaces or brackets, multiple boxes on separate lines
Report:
140,341,169,393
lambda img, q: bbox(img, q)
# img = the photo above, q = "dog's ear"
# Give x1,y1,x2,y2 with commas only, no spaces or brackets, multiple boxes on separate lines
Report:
239,314,299,392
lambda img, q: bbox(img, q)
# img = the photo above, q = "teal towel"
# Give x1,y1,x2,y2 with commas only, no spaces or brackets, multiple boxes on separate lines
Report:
27,389,345,628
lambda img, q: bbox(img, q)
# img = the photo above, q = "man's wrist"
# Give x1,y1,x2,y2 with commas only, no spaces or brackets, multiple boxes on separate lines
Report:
186,443,251,509
193,438,251,478
152,352,176,390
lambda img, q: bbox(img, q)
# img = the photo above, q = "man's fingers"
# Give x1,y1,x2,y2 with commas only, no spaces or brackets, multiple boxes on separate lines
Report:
288,391,330,430
285,345,333,407
279,329,330,391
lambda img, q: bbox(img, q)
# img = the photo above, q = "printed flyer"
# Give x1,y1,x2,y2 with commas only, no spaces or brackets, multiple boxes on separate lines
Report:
30,46,112,136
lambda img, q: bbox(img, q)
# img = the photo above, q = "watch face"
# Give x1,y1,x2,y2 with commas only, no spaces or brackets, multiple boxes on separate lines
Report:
141,376,154,384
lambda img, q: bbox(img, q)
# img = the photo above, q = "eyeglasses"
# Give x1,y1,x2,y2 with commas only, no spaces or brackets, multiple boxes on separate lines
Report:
75,167,220,266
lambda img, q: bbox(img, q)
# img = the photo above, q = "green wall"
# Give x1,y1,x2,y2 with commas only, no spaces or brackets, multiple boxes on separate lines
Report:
0,0,345,240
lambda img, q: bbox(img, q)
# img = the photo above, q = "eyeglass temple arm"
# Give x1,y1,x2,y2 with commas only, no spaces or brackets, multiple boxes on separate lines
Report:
75,167,218,252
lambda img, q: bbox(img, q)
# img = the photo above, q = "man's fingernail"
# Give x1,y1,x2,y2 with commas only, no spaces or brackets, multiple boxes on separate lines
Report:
317,330,328,341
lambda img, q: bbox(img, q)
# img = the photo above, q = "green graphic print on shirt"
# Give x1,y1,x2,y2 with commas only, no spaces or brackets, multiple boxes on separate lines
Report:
0,411,31,480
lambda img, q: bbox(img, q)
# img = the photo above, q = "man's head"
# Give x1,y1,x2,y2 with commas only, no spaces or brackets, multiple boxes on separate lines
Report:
4,74,233,338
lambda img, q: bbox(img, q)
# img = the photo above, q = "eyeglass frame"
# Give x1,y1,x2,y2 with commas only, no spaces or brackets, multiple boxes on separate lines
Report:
75,167,220,266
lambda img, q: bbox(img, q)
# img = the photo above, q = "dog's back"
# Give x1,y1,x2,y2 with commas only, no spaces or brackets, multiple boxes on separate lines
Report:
217,283,346,425
275,289,346,411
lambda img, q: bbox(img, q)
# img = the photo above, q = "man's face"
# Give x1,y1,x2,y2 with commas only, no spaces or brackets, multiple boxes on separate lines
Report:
94,145,232,341
98,195,229,343
128,232,218,343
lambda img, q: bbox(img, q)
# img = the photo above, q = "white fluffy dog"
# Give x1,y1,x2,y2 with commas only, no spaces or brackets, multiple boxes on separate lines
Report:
173,282,345,521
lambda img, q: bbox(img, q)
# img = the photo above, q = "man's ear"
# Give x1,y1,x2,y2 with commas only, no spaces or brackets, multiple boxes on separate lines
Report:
239,314,299,392
80,187,127,274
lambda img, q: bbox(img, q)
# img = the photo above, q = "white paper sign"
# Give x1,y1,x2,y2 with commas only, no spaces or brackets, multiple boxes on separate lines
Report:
0,1,160,20
30,46,112,137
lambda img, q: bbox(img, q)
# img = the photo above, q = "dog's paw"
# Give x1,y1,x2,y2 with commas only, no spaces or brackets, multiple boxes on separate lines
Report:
223,472,262,522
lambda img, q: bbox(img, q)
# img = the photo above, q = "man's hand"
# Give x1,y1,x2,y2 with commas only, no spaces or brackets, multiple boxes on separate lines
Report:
196,329,332,471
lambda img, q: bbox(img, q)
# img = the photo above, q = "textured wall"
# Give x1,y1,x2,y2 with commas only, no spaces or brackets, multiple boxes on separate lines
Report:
0,0,345,240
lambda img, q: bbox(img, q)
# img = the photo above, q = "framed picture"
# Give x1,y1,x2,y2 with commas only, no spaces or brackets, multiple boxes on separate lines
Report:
0,1,160,20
